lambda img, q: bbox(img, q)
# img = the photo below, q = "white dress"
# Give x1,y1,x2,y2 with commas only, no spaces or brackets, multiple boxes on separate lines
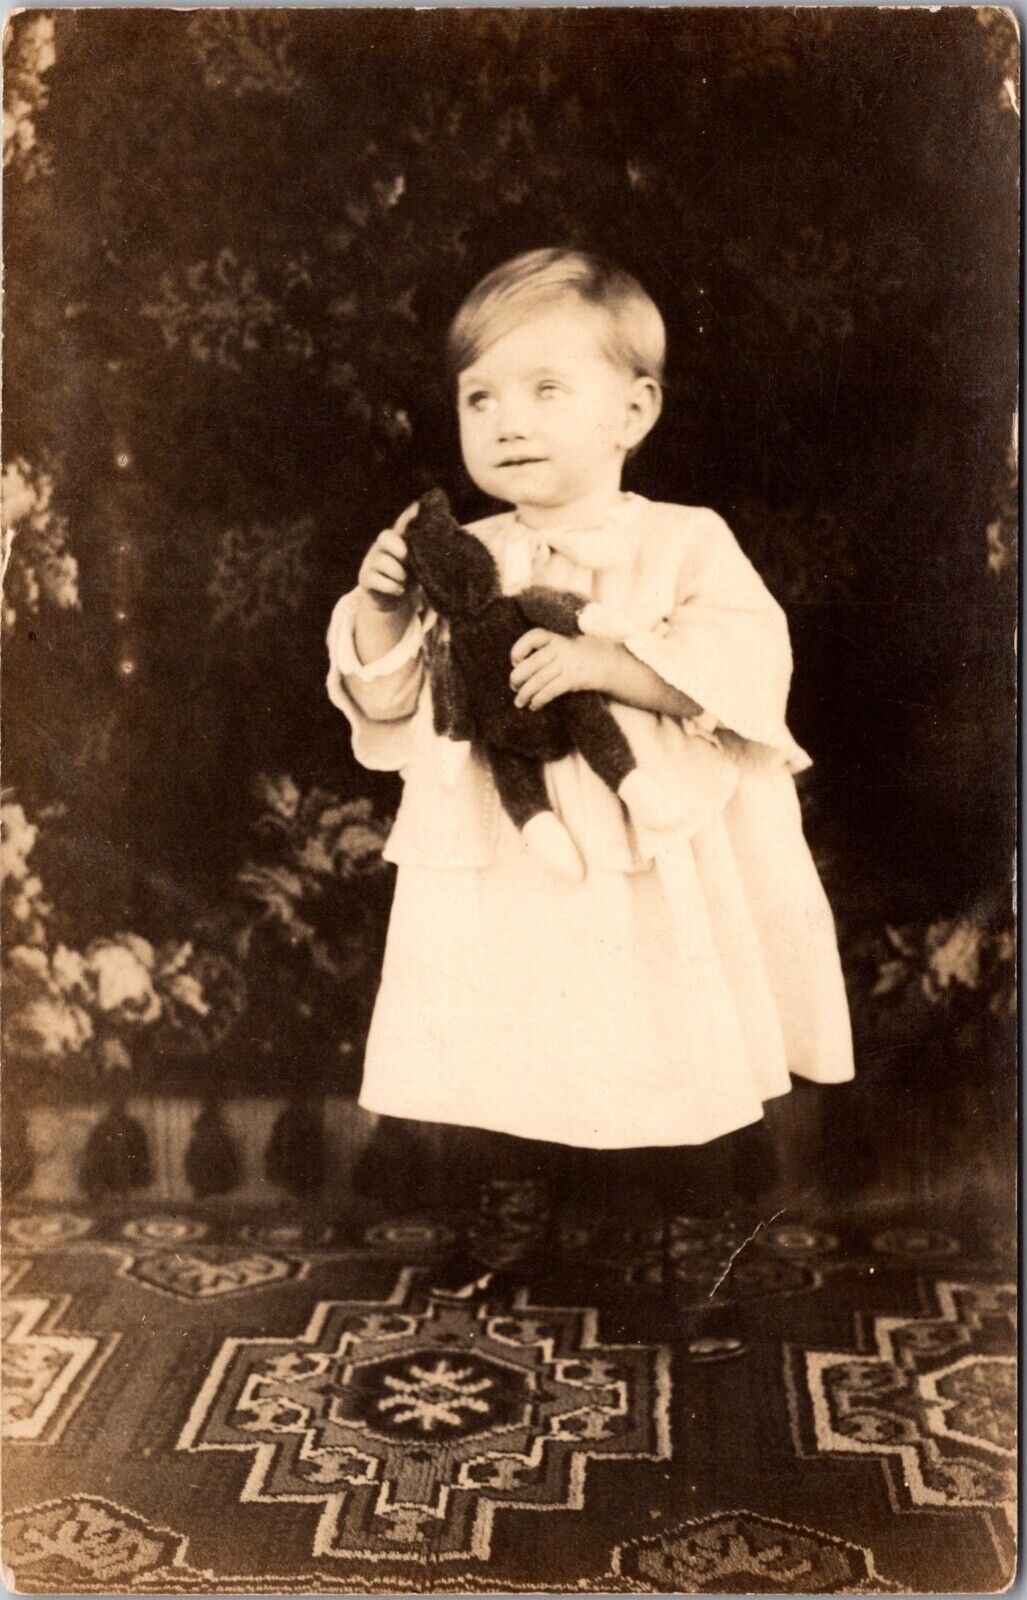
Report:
326,492,854,1150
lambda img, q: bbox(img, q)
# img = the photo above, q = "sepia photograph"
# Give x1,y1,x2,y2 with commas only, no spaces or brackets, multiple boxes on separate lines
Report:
0,7,1019,1595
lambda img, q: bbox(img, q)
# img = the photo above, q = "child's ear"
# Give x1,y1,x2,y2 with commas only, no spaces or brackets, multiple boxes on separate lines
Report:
621,377,662,451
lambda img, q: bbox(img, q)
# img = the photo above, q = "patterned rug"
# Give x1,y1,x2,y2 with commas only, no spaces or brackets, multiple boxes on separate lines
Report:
1,1202,1015,1593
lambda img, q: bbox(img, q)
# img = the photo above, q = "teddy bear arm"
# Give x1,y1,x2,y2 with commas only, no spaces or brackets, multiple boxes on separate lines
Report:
515,586,587,637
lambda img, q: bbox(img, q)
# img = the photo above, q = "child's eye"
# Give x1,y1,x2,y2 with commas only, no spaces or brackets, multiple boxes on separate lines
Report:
537,381,562,399
464,391,494,413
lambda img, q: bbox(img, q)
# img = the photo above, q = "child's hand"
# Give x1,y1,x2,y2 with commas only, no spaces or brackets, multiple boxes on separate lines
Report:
358,502,419,612
510,629,616,710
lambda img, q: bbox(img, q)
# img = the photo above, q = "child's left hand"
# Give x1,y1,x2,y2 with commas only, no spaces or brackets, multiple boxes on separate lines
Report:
510,629,616,709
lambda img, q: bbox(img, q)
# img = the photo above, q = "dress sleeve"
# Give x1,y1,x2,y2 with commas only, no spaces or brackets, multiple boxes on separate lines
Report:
325,587,438,771
622,510,811,772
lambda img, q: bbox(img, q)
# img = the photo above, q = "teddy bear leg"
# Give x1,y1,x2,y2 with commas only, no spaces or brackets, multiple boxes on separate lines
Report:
562,693,683,830
487,747,585,882
522,812,587,881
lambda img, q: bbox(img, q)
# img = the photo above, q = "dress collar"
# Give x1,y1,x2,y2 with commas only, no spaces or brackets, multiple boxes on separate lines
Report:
509,490,644,541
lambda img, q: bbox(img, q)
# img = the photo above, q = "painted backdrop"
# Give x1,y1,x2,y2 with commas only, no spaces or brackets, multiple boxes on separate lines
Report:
2,9,1017,1201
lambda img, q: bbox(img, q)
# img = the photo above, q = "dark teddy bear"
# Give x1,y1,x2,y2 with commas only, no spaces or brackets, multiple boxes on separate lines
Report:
403,489,681,881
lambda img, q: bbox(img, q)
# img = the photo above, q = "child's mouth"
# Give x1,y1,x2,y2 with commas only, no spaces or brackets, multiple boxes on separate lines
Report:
498,457,546,468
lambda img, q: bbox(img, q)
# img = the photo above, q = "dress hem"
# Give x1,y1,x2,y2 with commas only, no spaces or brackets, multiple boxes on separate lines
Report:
355,1087,790,1151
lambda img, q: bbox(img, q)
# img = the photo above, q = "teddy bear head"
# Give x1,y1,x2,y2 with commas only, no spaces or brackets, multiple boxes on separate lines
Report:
404,489,501,619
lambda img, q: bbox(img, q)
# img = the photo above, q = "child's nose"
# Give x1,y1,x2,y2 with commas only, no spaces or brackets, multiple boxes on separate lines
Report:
496,403,530,440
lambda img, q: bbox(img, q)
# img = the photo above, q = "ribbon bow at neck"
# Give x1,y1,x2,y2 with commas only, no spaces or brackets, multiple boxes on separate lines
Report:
502,505,635,593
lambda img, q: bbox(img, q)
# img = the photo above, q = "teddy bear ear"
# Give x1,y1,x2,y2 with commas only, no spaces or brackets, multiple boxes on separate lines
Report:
417,487,453,522
408,493,500,614
431,525,495,612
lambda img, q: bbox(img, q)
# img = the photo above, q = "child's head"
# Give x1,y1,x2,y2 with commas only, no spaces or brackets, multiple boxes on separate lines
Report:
448,249,664,519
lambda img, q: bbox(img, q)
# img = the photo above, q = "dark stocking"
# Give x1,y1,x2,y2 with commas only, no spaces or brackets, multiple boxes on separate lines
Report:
431,1129,569,1294
588,1122,778,1221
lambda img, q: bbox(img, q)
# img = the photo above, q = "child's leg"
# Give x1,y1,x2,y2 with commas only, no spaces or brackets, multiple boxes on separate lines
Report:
431,1128,567,1296
647,1140,736,1219
640,1126,778,1338
622,1121,778,1218
352,1112,433,1211
725,1118,779,1205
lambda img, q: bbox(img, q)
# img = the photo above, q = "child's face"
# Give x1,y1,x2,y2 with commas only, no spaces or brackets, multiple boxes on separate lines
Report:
457,301,655,519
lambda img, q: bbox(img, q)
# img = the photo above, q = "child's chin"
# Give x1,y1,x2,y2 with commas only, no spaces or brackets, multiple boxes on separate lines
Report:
486,466,556,498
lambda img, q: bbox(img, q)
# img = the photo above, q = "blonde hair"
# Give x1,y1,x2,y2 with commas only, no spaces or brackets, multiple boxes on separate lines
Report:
447,248,666,384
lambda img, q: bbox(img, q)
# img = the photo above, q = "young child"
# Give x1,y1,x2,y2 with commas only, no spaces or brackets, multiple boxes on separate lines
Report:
327,248,854,1297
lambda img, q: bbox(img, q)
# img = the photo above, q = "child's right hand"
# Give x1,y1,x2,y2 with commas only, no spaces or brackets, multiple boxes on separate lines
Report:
358,502,419,612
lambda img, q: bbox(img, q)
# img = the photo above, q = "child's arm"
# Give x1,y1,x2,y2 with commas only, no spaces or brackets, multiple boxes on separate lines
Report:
513,586,704,718
509,630,703,717
353,593,417,667
353,503,420,666
595,644,705,719
326,504,434,753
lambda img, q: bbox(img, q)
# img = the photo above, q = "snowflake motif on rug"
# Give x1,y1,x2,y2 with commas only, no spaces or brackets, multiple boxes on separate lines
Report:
177,1267,670,1563
786,1280,1016,1532
2,1295,118,1442
118,1250,309,1301
373,1356,495,1433
609,1509,898,1593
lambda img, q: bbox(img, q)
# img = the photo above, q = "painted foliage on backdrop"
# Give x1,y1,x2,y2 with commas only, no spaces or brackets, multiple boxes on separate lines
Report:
2,9,1017,1099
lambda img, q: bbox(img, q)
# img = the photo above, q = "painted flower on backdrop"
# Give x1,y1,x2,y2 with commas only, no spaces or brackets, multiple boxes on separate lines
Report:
186,10,299,98
2,458,80,632
975,9,1020,115
1,797,247,1067
248,774,391,881
207,515,313,629
3,12,55,180
85,936,161,1020
253,772,301,824
7,933,246,1066
870,909,1015,1037
237,777,392,985
2,800,41,891
1,800,53,945
140,249,314,371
